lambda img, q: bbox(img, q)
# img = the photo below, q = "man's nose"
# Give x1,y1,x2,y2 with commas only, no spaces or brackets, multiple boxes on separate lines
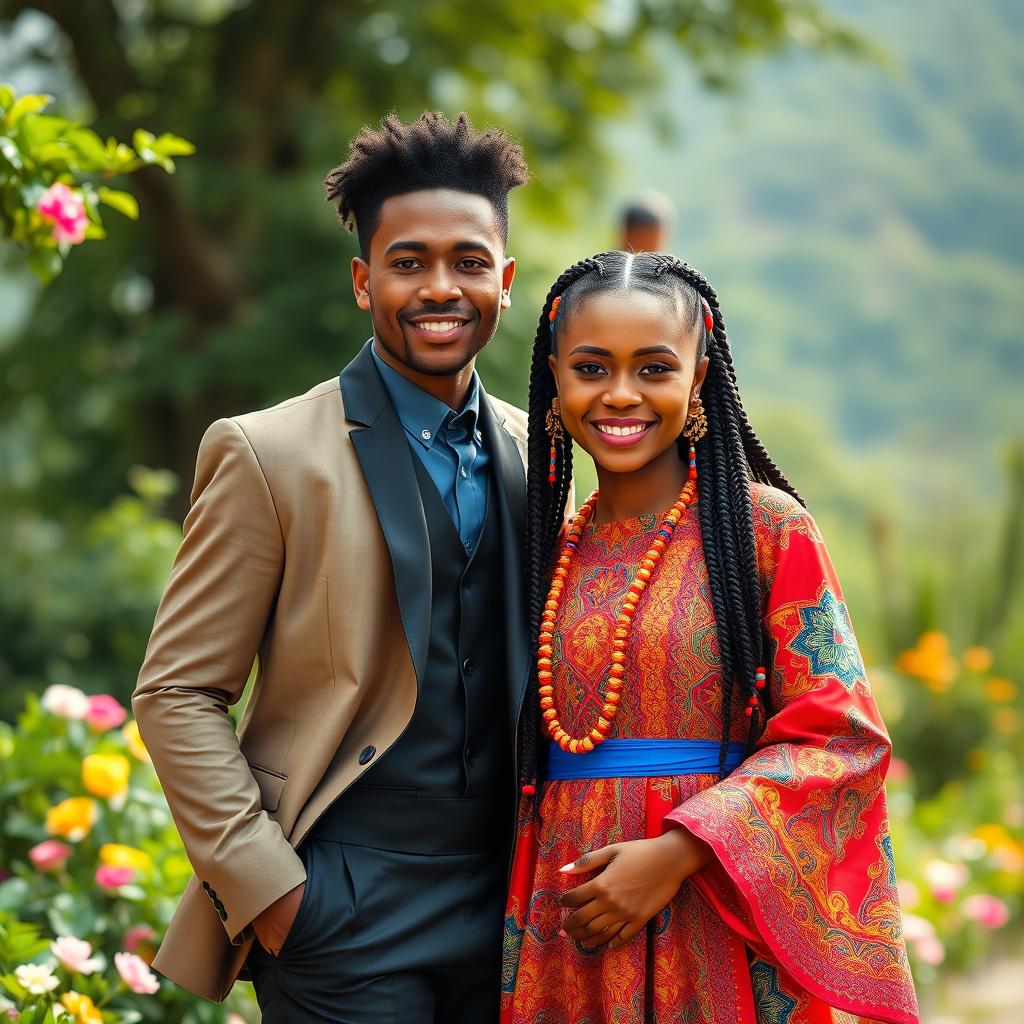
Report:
418,269,462,304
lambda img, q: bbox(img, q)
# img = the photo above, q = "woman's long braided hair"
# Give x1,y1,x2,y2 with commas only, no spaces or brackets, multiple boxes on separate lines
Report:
521,251,803,794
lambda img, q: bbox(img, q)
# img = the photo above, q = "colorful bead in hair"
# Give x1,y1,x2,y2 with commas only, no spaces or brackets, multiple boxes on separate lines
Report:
548,295,561,322
699,296,714,333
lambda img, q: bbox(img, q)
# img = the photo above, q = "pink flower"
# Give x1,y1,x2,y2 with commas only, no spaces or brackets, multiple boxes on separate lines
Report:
914,935,945,965
95,864,134,891
896,879,920,910
922,858,968,903
40,684,91,720
85,694,127,731
114,951,159,994
28,840,72,872
123,924,156,952
50,935,102,975
37,182,88,245
961,893,1010,929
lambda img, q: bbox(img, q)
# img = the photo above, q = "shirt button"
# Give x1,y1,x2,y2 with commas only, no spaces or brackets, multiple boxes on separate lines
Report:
460,466,468,478
421,429,431,441
462,658,475,676
358,745,376,765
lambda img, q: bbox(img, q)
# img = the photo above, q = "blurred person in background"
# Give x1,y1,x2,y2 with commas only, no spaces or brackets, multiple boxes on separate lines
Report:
133,111,532,1023
619,190,676,253
502,250,919,1024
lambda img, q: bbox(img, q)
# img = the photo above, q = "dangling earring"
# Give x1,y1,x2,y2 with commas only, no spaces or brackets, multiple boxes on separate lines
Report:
546,397,565,486
683,395,708,442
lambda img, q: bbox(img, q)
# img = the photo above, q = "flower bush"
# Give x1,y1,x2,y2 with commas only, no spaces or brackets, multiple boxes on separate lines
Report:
0,688,256,1022
0,84,193,281
883,634,1023,992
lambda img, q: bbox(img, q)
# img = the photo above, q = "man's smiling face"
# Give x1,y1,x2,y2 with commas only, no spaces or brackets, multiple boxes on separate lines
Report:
351,188,515,380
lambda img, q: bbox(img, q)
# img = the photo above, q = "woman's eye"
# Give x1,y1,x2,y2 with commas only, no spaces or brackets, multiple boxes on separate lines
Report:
572,362,605,376
640,363,674,376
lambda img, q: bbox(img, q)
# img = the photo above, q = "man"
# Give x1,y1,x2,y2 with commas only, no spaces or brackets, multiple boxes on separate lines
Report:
619,190,676,253
133,111,531,1022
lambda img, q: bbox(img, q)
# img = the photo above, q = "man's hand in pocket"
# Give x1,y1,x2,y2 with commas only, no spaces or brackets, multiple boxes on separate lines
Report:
252,882,305,956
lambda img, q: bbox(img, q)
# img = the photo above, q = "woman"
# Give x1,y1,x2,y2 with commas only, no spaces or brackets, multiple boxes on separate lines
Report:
502,251,919,1023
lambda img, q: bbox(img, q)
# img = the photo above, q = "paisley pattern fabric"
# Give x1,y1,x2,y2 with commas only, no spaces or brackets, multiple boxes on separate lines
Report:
502,484,918,1024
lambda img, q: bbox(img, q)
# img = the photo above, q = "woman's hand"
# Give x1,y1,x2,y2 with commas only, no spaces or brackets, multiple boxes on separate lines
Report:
559,827,713,950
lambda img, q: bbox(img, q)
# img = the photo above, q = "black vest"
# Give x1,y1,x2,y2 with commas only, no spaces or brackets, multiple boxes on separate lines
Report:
313,454,513,850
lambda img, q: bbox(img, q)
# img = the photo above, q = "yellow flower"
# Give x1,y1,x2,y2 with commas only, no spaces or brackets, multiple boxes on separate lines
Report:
100,843,153,873
122,719,150,763
993,707,1019,735
963,645,993,673
986,677,1017,703
46,796,98,842
82,753,131,799
61,990,104,1024
896,632,957,690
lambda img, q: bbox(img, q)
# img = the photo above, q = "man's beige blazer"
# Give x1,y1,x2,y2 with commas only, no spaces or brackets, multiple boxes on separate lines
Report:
133,342,530,1002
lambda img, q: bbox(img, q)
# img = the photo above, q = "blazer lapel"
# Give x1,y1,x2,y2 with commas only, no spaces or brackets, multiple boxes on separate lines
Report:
478,394,529,731
341,342,431,688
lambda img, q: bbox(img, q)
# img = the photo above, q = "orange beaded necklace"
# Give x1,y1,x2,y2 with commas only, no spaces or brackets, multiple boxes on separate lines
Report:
538,444,698,754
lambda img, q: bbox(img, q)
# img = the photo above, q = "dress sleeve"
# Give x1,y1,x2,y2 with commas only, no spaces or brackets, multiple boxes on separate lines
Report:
664,491,919,1024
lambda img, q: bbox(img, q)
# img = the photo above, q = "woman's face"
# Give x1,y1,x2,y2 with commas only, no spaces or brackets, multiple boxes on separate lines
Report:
549,289,708,477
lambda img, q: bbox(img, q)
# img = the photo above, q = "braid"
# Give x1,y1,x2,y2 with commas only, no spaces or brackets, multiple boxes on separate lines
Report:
658,256,803,767
522,250,805,796
520,255,610,795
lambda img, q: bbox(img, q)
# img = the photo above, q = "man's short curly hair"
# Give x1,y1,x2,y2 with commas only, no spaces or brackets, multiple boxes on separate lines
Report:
324,111,529,257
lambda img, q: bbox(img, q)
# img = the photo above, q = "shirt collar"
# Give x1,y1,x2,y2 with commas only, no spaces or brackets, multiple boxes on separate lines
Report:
371,343,482,450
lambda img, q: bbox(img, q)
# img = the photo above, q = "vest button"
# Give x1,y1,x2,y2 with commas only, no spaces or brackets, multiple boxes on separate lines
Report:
358,745,376,765
462,658,475,676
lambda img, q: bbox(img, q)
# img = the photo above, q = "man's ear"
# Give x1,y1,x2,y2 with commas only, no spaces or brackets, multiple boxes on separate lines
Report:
500,256,516,310
351,257,370,311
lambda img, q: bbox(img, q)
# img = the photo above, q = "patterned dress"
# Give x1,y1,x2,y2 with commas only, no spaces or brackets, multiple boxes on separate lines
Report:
502,484,919,1024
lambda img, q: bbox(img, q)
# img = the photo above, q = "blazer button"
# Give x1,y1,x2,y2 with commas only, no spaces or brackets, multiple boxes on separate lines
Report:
358,745,376,765
462,658,475,676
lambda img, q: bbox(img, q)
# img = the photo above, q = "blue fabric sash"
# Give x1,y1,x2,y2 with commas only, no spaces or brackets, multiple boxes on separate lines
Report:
545,738,745,780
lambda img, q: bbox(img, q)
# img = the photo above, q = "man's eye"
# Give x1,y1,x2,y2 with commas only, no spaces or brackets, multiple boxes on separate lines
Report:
457,258,486,270
394,259,420,270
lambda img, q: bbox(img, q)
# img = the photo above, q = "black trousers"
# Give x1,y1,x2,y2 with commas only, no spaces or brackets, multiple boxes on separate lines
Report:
247,837,507,1023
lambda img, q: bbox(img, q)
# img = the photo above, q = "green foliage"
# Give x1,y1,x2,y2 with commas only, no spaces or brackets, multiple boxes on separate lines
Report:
0,468,182,721
0,83,193,281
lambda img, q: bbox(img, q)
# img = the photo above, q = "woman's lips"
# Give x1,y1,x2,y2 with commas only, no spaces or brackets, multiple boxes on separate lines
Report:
588,419,656,448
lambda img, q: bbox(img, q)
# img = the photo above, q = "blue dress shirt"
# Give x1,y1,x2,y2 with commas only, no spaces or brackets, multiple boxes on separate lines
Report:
371,345,489,553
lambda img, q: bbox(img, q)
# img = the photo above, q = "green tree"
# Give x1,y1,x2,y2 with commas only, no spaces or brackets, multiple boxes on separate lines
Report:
0,0,864,712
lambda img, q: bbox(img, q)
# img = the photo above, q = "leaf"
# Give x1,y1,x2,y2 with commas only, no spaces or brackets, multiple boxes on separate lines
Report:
0,83,14,112
64,128,110,169
98,187,139,220
0,136,23,171
150,132,195,158
131,128,155,155
3,92,52,127
26,247,62,283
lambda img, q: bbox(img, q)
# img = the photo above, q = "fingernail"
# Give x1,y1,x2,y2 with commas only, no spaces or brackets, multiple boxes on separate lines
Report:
558,862,575,873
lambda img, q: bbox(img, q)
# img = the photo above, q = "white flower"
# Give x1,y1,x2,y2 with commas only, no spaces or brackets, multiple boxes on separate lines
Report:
15,961,59,994
41,684,91,720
